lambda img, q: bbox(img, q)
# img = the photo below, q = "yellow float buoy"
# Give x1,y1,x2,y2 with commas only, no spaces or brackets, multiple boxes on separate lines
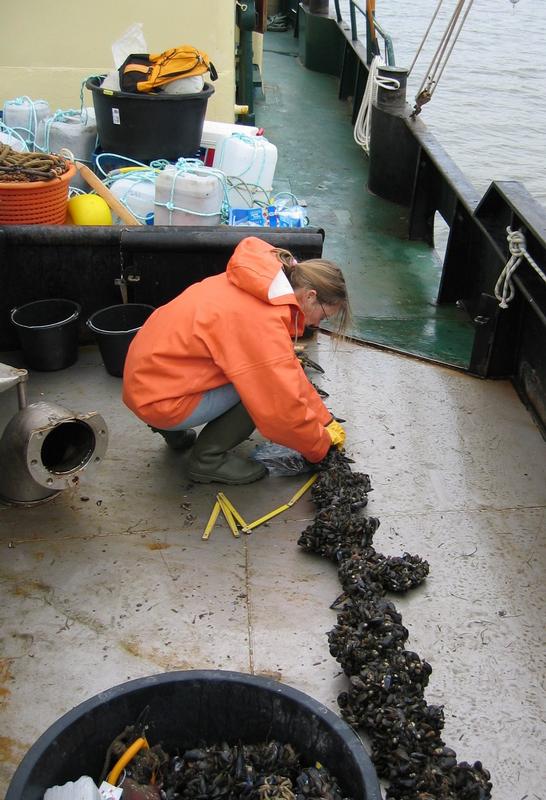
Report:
67,193,112,225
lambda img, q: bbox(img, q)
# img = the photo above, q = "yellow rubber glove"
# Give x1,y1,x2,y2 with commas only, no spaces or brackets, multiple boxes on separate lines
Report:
325,419,346,449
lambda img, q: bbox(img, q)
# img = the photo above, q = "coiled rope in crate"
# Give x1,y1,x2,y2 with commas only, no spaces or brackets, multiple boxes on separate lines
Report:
0,144,69,183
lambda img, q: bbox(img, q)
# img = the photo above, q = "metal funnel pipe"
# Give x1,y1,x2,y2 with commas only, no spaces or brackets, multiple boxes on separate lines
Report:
0,401,108,506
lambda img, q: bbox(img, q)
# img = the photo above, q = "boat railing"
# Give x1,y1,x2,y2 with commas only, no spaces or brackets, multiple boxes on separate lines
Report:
299,3,545,433
407,118,546,387
332,0,396,65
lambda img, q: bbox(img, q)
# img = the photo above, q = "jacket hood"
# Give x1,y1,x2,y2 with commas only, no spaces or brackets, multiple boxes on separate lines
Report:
226,236,300,308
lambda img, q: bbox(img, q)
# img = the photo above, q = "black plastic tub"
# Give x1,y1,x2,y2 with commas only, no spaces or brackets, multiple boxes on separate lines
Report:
87,303,155,377
86,76,215,160
10,298,81,371
6,670,382,800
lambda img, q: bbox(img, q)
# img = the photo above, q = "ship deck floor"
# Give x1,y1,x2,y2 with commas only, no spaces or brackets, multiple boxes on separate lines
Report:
1,335,545,800
258,30,475,369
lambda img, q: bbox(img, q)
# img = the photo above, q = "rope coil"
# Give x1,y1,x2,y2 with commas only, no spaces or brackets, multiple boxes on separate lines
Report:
0,144,70,182
354,56,400,155
494,227,546,309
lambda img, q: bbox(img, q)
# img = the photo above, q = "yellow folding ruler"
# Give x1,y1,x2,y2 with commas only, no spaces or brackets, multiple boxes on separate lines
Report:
201,474,317,540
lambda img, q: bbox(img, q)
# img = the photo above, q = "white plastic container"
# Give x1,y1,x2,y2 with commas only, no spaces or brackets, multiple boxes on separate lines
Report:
108,173,156,224
154,165,225,226
44,776,101,800
213,134,277,192
35,109,97,162
0,128,28,152
161,74,205,95
3,98,51,148
200,120,260,167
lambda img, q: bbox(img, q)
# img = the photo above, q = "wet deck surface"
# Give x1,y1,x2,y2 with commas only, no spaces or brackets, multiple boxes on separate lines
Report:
258,31,475,368
1,337,545,799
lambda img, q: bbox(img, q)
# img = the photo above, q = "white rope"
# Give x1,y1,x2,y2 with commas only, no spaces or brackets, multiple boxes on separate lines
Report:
354,56,400,155
411,0,475,117
494,227,546,309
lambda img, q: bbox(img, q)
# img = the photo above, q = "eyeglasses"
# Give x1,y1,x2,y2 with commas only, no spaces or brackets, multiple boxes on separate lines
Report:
318,300,330,321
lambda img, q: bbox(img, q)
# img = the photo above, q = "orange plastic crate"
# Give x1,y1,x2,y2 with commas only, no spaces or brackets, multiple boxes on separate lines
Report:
0,162,76,225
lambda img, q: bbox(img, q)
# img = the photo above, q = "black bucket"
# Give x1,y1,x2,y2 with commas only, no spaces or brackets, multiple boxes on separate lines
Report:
10,299,81,371
5,670,382,800
86,76,215,160
87,303,155,377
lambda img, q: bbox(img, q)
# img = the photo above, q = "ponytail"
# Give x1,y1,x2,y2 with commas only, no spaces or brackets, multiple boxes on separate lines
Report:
271,247,352,335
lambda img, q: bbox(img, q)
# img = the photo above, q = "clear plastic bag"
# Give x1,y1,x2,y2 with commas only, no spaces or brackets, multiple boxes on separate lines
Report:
101,23,148,91
250,442,312,477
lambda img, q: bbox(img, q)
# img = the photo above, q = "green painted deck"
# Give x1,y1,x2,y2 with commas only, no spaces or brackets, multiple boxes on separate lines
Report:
256,31,475,368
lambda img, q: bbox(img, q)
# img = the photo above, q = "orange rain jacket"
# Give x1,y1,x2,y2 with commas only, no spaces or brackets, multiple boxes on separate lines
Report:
122,236,333,462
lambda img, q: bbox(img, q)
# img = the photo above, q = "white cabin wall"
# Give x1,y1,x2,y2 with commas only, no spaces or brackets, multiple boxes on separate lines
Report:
1,1,236,123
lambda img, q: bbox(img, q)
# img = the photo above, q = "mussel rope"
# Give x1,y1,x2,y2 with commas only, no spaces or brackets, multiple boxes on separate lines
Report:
0,144,69,182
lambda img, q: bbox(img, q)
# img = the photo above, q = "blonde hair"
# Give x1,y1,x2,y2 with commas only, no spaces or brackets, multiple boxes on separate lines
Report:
272,247,352,335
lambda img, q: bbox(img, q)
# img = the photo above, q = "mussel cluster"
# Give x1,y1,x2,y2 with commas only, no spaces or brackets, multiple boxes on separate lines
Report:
297,450,492,800
118,740,351,800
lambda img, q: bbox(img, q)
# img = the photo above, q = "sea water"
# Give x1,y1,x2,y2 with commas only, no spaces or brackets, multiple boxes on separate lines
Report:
339,0,546,206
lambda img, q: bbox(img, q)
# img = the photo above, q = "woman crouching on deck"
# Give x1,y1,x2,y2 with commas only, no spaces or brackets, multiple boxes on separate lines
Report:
122,235,350,485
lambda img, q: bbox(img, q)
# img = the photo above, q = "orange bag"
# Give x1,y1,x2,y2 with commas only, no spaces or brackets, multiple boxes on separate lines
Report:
119,46,218,93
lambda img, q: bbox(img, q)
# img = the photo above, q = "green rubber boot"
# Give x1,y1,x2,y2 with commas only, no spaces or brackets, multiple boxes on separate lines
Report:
149,426,197,451
188,402,267,485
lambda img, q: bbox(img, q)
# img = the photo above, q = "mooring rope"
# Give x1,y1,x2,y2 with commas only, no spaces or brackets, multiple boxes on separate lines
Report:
494,227,546,309
353,56,400,154
410,0,475,118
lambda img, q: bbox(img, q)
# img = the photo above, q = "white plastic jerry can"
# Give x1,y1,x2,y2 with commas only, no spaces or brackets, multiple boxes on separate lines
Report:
35,108,97,162
200,120,260,166
3,98,51,148
213,134,278,192
154,165,224,226
108,173,156,224
0,129,27,152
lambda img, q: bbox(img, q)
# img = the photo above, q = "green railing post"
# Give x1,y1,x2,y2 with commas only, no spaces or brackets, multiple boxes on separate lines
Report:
344,2,395,65
349,1,358,41
374,19,395,65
